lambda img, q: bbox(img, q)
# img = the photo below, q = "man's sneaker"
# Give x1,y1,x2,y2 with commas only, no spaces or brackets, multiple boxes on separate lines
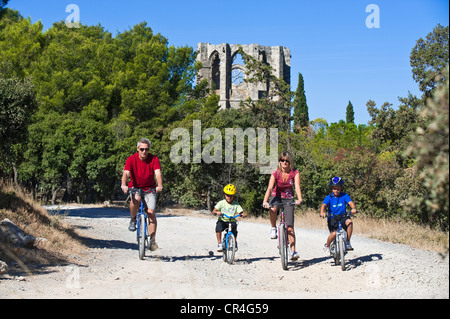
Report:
270,228,278,239
217,244,223,252
128,219,137,232
346,241,354,251
323,244,330,256
291,251,299,261
150,240,158,251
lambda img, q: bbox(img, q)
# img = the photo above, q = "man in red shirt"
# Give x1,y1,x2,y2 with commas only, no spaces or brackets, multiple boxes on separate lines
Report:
121,138,163,250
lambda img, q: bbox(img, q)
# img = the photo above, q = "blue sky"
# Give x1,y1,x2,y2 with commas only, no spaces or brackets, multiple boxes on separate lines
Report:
7,0,449,124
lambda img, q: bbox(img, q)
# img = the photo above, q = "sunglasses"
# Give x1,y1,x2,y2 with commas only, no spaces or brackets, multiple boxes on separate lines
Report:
279,159,289,163
139,148,149,152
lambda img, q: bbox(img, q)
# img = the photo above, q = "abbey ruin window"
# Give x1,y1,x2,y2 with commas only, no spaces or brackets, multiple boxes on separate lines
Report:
196,43,290,109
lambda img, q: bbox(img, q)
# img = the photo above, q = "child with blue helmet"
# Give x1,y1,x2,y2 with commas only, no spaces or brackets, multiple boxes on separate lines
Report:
320,177,357,256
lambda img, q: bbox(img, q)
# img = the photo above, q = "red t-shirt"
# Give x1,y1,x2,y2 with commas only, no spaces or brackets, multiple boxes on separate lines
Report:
124,153,161,190
271,169,298,199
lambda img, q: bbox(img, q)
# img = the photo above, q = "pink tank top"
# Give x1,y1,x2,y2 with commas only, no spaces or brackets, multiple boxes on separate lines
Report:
271,169,298,199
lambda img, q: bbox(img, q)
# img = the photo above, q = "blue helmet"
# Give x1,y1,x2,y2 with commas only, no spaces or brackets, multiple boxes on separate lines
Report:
330,176,344,187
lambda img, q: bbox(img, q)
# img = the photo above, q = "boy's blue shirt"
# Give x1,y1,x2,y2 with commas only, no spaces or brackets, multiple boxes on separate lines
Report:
323,192,352,216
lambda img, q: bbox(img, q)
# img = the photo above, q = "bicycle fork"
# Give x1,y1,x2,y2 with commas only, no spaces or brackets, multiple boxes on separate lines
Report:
223,223,233,249
136,202,148,243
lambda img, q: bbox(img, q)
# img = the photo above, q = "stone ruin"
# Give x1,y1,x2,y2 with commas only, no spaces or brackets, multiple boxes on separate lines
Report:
196,43,291,109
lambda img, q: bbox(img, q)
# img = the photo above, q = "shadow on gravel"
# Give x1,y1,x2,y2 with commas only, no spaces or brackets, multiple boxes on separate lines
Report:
290,256,330,270
235,256,277,264
47,206,131,218
143,254,281,264
144,254,221,262
287,253,383,271
46,206,177,219
346,253,383,270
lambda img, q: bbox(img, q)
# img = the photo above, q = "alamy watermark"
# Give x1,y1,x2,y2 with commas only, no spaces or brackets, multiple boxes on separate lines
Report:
65,265,81,289
169,120,278,174
365,4,380,29
65,4,80,28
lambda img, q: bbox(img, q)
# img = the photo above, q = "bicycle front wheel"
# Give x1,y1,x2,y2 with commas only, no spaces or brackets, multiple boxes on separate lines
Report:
338,235,346,271
226,233,236,265
222,235,227,263
279,226,288,270
138,214,146,260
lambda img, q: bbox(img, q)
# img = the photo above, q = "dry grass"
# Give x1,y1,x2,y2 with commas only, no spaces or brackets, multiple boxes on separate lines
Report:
0,181,85,268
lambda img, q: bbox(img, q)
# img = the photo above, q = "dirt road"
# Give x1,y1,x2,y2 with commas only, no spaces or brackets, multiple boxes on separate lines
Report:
1,205,448,299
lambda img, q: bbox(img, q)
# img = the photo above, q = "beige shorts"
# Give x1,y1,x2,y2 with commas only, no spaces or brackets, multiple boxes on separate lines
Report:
143,192,157,211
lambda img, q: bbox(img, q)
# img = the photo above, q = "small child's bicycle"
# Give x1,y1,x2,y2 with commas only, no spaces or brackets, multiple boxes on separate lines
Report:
129,188,155,260
220,213,242,265
327,211,357,271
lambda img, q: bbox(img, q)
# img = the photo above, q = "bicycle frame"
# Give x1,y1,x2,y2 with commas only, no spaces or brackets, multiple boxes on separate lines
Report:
275,202,296,270
221,214,241,264
136,201,148,242
328,212,349,271
130,188,155,260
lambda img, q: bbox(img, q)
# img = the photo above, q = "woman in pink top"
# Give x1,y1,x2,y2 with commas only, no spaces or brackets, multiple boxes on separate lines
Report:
263,151,302,260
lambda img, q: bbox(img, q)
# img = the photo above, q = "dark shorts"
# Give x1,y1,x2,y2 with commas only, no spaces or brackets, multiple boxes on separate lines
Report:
215,220,238,237
269,197,295,227
327,214,351,232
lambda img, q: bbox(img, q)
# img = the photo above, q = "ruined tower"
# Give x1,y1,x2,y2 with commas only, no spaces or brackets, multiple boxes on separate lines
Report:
196,43,291,109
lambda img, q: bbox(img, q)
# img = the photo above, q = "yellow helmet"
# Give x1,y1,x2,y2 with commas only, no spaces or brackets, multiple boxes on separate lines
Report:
223,184,237,195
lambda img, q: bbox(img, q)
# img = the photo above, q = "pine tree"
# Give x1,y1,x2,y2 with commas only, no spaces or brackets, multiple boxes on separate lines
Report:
293,72,309,130
346,100,355,124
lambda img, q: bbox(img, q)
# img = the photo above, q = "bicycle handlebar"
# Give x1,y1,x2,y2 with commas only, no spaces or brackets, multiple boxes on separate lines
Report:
261,201,297,209
325,210,359,219
129,187,157,195
220,213,242,219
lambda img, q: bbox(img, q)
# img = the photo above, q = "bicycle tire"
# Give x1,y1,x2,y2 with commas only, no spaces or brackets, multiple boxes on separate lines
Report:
338,235,346,271
138,213,146,260
226,233,236,265
222,232,227,262
279,226,288,270
331,242,339,265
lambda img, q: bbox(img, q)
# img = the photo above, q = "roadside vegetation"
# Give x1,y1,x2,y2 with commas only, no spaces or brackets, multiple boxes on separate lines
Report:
0,180,84,267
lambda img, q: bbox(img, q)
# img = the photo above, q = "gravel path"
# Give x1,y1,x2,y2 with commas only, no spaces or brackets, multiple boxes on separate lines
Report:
1,205,448,299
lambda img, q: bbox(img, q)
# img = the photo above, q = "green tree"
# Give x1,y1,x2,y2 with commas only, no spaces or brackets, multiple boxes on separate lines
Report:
0,10,44,78
366,95,424,162
346,100,354,124
410,24,449,99
0,3,15,21
238,46,294,152
405,65,449,230
7,17,199,202
0,76,37,179
293,72,309,130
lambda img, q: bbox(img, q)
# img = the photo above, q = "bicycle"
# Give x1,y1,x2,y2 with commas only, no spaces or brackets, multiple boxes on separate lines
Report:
327,211,357,271
129,188,156,260
220,213,242,265
264,201,297,270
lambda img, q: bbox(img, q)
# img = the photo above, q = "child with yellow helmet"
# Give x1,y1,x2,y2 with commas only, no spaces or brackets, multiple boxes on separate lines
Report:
212,184,247,252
